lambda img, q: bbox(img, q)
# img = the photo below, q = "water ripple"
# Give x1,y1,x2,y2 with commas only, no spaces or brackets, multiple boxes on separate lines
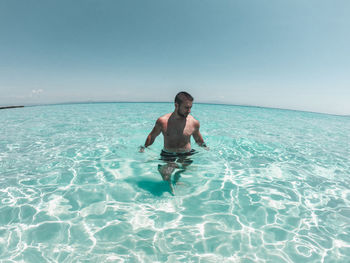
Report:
0,103,349,262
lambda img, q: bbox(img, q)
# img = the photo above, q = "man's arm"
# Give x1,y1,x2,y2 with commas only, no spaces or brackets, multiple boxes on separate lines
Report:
139,118,162,152
192,120,208,149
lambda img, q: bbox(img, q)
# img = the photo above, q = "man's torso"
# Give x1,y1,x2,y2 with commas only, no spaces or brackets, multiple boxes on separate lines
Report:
158,113,197,153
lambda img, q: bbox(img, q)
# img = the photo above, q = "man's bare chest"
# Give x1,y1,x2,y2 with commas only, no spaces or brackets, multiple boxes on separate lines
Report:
162,123,193,138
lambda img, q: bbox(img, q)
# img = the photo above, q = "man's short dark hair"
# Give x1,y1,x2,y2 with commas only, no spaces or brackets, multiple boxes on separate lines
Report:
175,92,194,105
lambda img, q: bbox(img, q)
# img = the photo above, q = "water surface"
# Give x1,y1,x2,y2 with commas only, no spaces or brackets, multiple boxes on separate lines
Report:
0,103,349,262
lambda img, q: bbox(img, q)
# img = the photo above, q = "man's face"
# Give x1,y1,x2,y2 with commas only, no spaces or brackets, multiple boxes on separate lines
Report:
176,100,193,118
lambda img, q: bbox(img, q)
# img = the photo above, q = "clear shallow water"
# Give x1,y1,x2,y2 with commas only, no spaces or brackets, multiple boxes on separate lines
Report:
0,102,349,262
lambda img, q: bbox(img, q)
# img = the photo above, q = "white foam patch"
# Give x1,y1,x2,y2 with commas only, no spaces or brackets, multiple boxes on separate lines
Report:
45,195,72,216
266,164,284,179
262,197,286,210
334,239,350,248
153,200,178,213
129,199,183,231
312,165,336,180
223,162,237,184
129,206,154,230
96,171,106,184
106,254,126,262
102,158,135,180
81,221,97,253
80,201,107,217
0,187,19,206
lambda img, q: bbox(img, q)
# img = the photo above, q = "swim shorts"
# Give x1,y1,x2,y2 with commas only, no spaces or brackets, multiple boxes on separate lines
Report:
160,149,196,164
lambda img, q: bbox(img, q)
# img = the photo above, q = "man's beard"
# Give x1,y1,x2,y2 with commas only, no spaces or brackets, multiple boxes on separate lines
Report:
178,111,188,118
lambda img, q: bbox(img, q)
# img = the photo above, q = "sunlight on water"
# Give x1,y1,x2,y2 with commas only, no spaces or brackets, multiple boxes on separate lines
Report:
0,103,349,262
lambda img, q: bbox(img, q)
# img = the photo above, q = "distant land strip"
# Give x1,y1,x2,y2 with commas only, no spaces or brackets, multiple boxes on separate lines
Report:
0,106,24,110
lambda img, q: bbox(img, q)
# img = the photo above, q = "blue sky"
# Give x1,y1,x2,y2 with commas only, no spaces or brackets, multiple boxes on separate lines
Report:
0,0,349,115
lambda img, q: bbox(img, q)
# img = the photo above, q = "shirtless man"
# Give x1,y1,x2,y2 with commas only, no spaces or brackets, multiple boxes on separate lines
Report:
139,92,208,194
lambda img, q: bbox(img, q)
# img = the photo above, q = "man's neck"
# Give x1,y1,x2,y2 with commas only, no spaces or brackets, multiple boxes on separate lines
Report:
173,111,187,120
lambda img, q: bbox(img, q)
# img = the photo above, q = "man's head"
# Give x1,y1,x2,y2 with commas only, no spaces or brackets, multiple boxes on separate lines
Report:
174,91,193,118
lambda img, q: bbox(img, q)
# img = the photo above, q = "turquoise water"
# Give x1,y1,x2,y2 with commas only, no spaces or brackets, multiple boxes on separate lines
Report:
0,102,349,262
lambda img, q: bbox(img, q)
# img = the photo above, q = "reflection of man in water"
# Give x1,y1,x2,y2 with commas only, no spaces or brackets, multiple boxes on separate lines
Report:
140,91,208,194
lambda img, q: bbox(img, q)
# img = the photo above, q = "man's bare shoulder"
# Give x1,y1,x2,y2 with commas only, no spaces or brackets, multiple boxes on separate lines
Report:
188,115,200,127
157,113,172,124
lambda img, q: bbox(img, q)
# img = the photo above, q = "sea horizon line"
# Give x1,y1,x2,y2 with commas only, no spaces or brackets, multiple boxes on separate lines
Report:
0,101,349,117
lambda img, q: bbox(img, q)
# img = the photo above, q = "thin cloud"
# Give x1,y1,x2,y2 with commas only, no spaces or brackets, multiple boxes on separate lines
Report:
31,89,44,95
30,89,44,98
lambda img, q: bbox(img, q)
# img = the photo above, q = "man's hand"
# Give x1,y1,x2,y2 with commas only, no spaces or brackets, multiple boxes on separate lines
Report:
139,145,146,153
201,143,209,151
